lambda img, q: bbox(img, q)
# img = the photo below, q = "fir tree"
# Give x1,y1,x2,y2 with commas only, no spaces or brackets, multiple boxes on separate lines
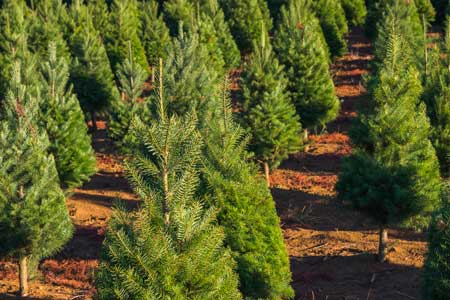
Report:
415,0,435,22
138,0,172,67
162,0,196,35
0,62,73,297
219,0,272,52
240,34,302,185
422,192,450,300
336,29,441,262
66,0,119,130
96,73,241,300
103,0,149,75
422,19,450,176
0,0,32,97
86,0,110,35
274,0,339,133
108,42,147,149
373,0,425,71
339,0,367,26
199,84,294,299
39,43,96,190
310,0,349,59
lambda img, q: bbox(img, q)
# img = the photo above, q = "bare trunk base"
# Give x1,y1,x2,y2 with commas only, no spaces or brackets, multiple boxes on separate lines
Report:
303,129,310,152
19,255,28,297
264,161,270,187
378,227,388,262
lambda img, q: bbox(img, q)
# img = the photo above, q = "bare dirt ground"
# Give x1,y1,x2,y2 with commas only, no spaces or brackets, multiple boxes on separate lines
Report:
0,27,428,300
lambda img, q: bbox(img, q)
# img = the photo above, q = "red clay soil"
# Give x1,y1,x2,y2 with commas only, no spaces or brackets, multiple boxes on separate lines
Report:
0,28,428,300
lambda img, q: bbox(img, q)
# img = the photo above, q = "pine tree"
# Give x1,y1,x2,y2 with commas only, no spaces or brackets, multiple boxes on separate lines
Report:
274,0,339,133
86,0,110,35
156,29,220,123
162,0,196,35
219,0,272,52
66,0,119,130
339,0,367,26
336,29,441,262
373,0,425,71
422,191,450,300
96,72,241,300
0,0,32,97
138,0,172,67
108,42,147,149
240,34,302,185
415,0,435,22
422,19,450,176
199,84,294,299
39,43,96,190
310,0,349,59
0,62,73,297
103,0,149,75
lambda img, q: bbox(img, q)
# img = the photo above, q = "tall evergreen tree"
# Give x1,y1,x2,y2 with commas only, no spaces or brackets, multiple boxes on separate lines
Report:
86,0,110,35
108,43,147,149
199,84,294,299
138,0,172,67
240,34,302,185
96,74,241,299
39,43,96,189
336,29,441,262
219,0,272,52
274,0,339,134
422,192,450,300
310,0,349,59
66,0,119,130
415,0,435,22
0,62,73,297
103,0,149,75
422,19,450,176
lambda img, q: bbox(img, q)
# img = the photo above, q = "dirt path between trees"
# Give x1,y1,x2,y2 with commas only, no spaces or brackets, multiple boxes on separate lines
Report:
0,28,428,300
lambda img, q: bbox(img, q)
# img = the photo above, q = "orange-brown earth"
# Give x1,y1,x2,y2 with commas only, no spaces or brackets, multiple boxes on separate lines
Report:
0,28,428,300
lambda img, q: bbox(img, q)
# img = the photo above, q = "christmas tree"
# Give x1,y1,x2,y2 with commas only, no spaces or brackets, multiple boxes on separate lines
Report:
339,0,367,26
274,0,339,134
66,0,119,130
240,33,302,185
415,0,435,22
199,83,294,299
337,29,441,262
0,62,73,297
108,42,147,149
422,19,450,176
138,0,172,67
422,191,450,300
103,0,148,75
39,43,96,190
86,0,110,35
311,0,349,59
96,72,241,300
219,0,272,52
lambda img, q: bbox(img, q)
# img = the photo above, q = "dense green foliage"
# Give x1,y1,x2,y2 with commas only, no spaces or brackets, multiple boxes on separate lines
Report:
337,27,441,231
340,0,367,26
200,87,294,299
103,0,149,74
108,44,147,148
415,0,435,22
311,0,349,59
219,0,272,52
0,62,73,294
422,196,450,300
422,19,450,176
96,87,241,299
39,44,96,189
274,0,339,130
240,35,302,170
66,0,119,128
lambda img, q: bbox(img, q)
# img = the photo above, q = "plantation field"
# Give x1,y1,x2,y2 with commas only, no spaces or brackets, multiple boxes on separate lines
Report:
0,27,428,300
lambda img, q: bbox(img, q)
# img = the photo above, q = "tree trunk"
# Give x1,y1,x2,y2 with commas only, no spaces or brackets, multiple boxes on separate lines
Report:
303,129,310,152
19,255,28,297
91,111,97,132
378,227,388,263
264,161,270,187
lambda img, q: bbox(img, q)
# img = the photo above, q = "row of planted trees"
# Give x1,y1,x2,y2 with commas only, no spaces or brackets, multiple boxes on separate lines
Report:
0,0,355,299
336,0,450,298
